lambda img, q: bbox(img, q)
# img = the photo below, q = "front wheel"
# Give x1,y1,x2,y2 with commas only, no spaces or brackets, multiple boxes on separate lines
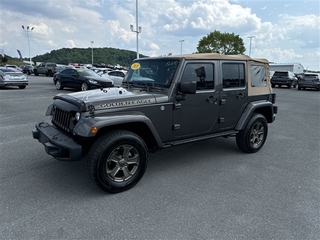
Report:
81,82,88,91
55,80,63,90
236,113,268,153
87,130,148,193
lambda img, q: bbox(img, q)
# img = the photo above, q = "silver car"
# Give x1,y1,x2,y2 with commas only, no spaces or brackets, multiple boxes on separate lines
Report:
0,67,28,89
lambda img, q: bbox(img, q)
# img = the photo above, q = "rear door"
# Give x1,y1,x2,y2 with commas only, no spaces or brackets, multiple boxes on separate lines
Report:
218,61,248,130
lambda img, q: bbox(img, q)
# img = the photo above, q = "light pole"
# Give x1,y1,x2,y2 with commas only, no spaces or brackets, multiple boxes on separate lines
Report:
91,41,94,66
22,25,34,65
130,0,142,59
247,36,255,56
179,40,184,54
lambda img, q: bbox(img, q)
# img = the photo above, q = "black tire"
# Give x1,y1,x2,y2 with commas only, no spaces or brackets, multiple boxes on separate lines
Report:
298,86,301,90
287,83,292,88
34,70,39,76
271,84,275,88
55,80,63,90
87,130,148,193
48,70,53,77
19,85,26,89
236,113,268,153
81,82,89,91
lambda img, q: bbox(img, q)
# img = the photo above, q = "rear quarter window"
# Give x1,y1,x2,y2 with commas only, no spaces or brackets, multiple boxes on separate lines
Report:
251,65,267,87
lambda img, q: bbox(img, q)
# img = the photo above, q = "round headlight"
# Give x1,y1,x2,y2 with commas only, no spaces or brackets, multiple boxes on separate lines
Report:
75,112,81,121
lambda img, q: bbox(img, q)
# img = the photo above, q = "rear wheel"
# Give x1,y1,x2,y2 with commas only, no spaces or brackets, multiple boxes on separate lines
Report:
287,82,292,88
236,113,268,153
271,84,275,88
87,130,148,193
19,86,26,89
34,70,39,76
81,82,88,91
48,70,53,77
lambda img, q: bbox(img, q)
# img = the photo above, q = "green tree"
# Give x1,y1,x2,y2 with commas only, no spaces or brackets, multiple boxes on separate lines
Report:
0,55,8,64
197,30,246,55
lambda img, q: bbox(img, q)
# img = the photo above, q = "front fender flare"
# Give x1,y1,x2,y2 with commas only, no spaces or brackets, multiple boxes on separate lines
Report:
73,112,163,146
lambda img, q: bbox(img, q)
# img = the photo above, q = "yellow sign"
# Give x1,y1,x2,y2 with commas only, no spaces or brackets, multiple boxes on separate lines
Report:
131,63,140,70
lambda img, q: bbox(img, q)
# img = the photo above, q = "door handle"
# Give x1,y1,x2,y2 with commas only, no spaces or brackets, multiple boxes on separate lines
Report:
207,96,217,104
236,93,246,99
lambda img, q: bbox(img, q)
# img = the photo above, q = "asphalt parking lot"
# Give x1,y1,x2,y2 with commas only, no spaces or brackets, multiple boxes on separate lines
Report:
0,75,319,240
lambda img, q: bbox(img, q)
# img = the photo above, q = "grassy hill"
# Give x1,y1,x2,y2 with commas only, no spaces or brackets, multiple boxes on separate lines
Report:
1,47,148,67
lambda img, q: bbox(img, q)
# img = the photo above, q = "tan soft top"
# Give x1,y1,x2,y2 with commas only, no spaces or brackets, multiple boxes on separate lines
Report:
171,53,268,64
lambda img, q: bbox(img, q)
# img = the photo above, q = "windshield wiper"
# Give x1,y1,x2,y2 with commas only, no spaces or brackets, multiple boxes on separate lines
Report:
121,81,150,92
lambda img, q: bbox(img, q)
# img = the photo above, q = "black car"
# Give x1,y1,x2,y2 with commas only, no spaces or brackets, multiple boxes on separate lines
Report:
298,73,320,91
271,71,298,88
22,65,34,75
53,68,113,91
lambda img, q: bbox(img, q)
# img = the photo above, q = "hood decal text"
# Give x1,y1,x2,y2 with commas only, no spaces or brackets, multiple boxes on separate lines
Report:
99,98,156,108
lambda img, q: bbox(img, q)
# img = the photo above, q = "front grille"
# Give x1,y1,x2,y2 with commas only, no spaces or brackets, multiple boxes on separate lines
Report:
100,82,113,88
52,106,74,132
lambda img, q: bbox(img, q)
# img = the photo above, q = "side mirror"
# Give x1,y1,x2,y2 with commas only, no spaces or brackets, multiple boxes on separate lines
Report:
178,81,197,94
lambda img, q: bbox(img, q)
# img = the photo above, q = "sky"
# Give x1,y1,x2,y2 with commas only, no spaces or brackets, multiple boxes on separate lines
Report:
0,0,319,71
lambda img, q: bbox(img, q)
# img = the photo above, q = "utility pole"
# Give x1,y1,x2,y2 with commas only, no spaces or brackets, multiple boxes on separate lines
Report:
130,0,141,59
247,36,255,56
22,25,34,65
179,40,184,54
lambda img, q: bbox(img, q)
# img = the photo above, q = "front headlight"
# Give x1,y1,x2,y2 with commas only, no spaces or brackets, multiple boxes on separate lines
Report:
75,112,81,121
88,79,98,84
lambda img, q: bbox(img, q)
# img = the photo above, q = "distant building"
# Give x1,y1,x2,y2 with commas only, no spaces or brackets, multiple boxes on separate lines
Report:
269,62,304,74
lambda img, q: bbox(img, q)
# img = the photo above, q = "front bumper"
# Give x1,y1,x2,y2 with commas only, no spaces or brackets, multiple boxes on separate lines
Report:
32,122,82,161
0,81,28,87
298,83,320,89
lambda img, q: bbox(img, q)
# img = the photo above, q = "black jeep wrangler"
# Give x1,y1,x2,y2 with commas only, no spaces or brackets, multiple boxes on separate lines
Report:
33,53,278,193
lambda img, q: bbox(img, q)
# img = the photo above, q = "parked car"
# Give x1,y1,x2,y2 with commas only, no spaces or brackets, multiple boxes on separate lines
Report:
53,68,113,91
5,65,23,72
22,65,34,75
0,67,28,89
33,53,278,193
298,73,320,91
271,71,298,88
34,62,66,77
101,70,126,86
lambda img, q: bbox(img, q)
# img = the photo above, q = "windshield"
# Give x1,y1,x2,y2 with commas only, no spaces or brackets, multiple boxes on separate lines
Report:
78,69,101,77
123,58,180,89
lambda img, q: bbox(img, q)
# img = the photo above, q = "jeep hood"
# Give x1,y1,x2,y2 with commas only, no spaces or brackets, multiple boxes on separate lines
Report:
55,87,168,111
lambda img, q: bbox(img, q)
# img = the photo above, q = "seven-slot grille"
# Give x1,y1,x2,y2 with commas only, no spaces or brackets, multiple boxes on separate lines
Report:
52,106,74,132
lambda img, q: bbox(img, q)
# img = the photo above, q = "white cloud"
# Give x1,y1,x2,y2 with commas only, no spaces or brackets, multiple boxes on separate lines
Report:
0,0,319,70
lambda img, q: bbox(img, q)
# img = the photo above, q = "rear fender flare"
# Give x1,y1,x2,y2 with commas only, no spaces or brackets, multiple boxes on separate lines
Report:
235,101,274,130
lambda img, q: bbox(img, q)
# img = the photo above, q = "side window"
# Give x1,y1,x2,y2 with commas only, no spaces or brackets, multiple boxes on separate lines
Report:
250,65,267,87
63,69,73,76
181,63,214,90
222,63,245,89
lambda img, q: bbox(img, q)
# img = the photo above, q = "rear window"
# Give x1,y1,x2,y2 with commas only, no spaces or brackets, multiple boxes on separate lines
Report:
0,68,20,73
273,71,288,77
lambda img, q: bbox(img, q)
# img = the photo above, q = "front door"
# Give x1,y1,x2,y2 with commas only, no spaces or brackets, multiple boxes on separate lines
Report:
173,62,219,137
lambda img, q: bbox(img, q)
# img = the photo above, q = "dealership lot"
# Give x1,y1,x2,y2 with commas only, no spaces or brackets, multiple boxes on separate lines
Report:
0,75,319,239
